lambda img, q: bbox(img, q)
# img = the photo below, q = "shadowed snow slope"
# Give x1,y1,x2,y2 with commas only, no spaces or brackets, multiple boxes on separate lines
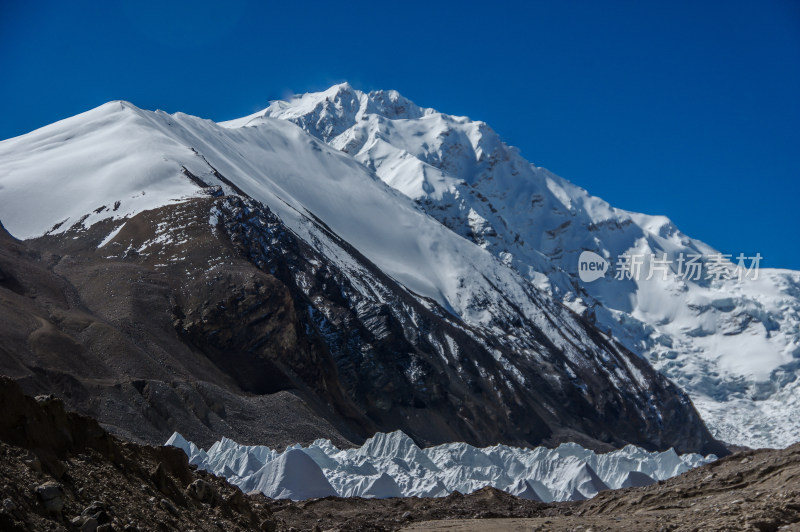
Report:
240,83,800,448
167,430,715,502
236,448,337,500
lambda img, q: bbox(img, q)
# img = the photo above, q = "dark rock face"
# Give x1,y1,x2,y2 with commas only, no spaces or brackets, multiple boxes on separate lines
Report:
0,376,278,532
0,194,725,455
0,210,354,450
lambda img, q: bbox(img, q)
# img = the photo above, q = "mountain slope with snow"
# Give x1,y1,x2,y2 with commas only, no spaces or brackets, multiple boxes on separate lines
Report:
246,83,800,448
0,98,723,453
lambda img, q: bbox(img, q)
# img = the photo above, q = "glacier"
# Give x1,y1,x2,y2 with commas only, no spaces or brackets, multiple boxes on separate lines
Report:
241,83,800,448
166,431,715,502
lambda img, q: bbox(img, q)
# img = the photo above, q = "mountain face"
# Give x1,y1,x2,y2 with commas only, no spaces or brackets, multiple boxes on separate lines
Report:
0,97,724,455
243,83,800,449
0,210,355,450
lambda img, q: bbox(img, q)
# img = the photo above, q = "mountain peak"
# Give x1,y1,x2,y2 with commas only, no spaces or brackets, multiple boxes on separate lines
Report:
240,84,800,449
363,88,426,120
324,81,355,96
224,83,431,138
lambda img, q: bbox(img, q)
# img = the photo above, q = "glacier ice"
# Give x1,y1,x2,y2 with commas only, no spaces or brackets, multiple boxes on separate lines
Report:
166,431,715,502
236,449,338,500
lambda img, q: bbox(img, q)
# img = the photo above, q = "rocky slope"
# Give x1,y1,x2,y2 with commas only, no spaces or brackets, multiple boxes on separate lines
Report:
247,83,800,448
1,378,797,532
404,441,800,532
0,99,724,454
0,211,357,450
0,375,281,531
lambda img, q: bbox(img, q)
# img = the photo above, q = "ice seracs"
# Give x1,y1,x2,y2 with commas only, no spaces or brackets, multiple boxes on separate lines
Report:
506,479,543,501
237,448,338,501
167,430,715,502
621,471,657,488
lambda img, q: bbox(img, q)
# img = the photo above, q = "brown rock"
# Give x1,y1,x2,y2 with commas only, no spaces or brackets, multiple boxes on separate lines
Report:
34,481,64,513
187,479,216,504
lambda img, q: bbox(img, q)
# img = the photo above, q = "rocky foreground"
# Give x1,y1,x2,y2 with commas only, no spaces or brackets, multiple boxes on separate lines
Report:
0,377,798,532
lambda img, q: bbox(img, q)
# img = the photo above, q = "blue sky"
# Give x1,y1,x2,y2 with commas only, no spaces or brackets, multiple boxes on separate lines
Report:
2,0,799,267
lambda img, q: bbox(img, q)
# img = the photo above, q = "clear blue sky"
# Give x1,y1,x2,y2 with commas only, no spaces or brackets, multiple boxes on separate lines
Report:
2,0,798,268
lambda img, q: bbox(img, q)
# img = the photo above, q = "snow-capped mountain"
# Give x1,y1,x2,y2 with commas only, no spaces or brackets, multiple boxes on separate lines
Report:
167,430,716,502
0,97,723,454
241,83,800,449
